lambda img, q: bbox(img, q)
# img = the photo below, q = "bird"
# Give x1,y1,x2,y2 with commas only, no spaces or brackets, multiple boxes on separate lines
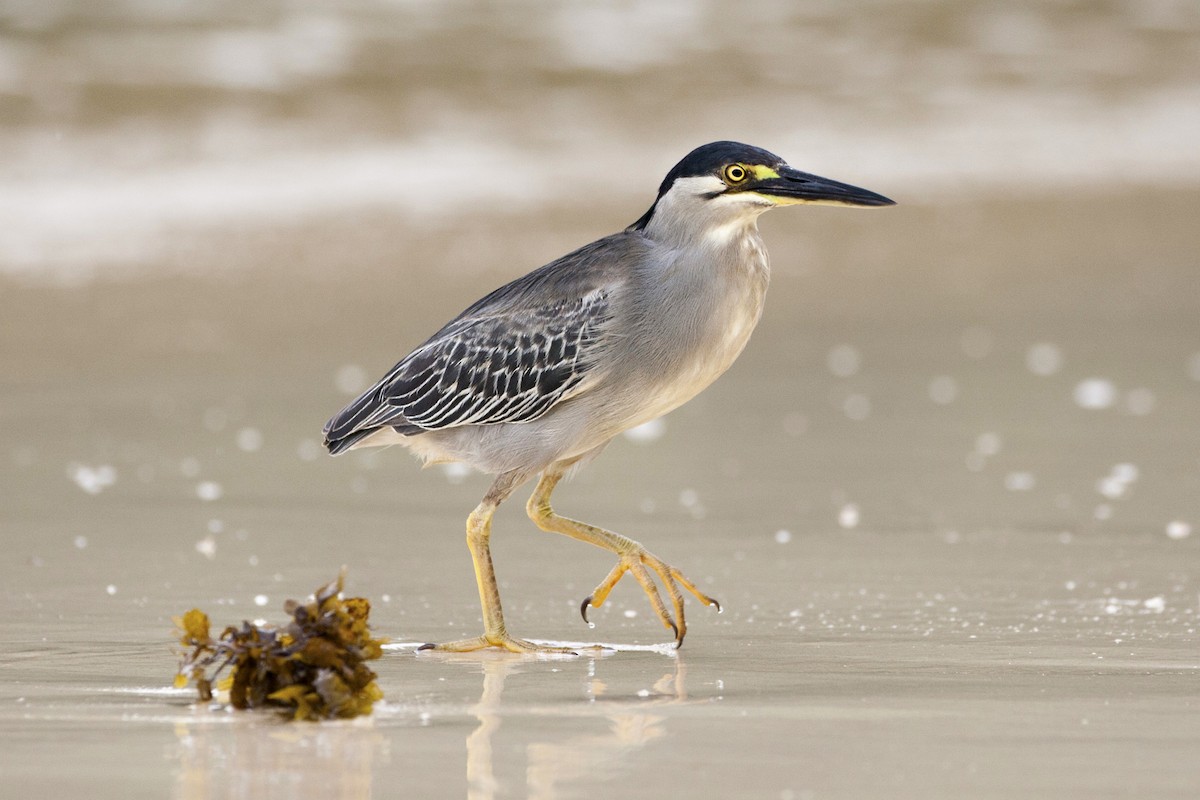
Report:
323,141,894,653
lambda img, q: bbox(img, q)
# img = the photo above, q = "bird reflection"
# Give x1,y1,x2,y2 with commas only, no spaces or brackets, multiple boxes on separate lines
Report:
459,650,693,800
170,646,705,800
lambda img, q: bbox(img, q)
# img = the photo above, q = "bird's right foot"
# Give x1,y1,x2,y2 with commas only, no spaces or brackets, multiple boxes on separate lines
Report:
581,545,721,648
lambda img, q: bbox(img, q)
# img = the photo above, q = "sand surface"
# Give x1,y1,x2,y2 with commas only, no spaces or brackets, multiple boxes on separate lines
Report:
2,2,1199,798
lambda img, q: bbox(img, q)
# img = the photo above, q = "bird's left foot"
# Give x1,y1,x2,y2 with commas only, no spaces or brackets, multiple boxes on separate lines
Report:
416,633,580,655
581,545,721,647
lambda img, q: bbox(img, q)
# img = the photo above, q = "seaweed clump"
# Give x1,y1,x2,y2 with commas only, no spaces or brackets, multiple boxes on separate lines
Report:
174,571,385,721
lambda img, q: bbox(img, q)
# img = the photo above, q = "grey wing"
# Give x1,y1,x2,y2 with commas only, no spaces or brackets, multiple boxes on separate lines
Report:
324,289,609,445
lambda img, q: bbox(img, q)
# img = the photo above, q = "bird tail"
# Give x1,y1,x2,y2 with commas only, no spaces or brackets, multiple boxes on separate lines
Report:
323,384,386,455
323,382,422,455
324,427,380,456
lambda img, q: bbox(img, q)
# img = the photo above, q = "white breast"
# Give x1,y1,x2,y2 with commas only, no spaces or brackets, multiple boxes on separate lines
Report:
634,248,769,424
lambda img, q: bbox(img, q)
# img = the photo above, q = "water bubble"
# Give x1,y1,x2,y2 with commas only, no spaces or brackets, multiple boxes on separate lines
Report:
106,584,118,596
842,394,871,420
1143,596,1166,613
1025,343,1063,376
13,446,37,467
354,450,382,470
774,529,792,544
68,463,117,495
960,326,993,359
296,439,321,461
1111,463,1139,483
837,504,860,529
679,489,699,508
1004,471,1035,491
1166,520,1192,540
236,427,263,452
196,481,223,501
928,376,959,405
440,462,471,484
782,412,808,436
975,432,1002,456
254,594,269,607
73,535,88,549
827,344,861,377
203,407,228,432
1073,379,1117,410
207,519,224,534
623,418,665,443
334,364,368,395
1097,463,1139,500
1094,504,1113,521
195,536,217,559
623,609,638,619
1124,388,1156,416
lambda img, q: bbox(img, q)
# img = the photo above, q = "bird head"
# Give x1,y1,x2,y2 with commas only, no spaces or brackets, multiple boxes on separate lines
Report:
629,141,894,237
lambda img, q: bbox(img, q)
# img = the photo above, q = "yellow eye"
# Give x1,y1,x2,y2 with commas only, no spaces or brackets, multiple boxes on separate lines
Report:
723,164,748,184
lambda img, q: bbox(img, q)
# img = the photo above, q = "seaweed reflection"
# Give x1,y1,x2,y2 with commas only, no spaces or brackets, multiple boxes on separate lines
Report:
172,716,386,800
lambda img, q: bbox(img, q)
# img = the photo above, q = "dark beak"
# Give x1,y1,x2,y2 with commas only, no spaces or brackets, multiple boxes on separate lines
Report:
753,166,895,207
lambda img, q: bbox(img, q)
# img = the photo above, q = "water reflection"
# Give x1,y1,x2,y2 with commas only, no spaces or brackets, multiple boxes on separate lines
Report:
463,652,693,800
168,649,702,800
171,714,387,800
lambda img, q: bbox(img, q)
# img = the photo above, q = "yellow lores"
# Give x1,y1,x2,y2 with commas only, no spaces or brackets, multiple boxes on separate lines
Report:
748,164,782,181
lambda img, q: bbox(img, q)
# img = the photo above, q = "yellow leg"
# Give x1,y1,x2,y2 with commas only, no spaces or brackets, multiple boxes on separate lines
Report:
525,470,720,647
419,474,577,655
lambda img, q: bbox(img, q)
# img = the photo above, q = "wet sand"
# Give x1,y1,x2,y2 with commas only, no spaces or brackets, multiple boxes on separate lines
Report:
3,1,1200,797
3,189,1199,798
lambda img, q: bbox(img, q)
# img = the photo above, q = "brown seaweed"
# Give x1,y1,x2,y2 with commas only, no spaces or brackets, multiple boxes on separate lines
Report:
174,570,385,721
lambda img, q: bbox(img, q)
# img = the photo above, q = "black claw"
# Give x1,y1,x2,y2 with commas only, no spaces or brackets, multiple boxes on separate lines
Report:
416,642,436,651
710,598,722,613
668,621,682,646
580,596,593,624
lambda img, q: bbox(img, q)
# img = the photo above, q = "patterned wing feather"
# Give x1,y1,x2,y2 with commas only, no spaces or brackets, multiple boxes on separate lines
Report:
324,289,608,447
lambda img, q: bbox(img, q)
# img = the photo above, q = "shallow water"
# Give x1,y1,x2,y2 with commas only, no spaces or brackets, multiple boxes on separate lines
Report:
3,1,1200,798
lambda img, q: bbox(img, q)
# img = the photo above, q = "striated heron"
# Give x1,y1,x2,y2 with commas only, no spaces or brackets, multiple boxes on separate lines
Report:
324,141,894,653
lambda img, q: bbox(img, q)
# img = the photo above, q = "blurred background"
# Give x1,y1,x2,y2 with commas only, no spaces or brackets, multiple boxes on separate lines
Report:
2,2,1199,797
4,0,1197,543
2,0,1199,275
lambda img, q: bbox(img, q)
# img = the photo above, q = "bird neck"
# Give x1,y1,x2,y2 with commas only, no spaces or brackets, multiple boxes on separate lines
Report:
643,215,769,292
644,203,767,259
